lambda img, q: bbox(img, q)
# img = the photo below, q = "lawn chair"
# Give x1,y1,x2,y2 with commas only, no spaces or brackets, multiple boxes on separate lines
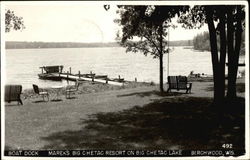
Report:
65,80,80,99
5,85,23,105
33,84,49,101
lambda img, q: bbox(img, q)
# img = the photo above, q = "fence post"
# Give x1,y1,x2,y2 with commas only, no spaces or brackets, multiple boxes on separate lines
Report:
135,77,137,82
78,71,81,78
67,71,69,83
106,77,108,84
69,67,71,74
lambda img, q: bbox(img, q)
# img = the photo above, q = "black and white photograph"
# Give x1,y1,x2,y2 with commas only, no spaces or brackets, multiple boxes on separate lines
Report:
1,1,249,159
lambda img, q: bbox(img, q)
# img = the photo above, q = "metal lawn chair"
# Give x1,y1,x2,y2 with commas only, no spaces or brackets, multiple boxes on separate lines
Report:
65,80,80,99
33,84,49,101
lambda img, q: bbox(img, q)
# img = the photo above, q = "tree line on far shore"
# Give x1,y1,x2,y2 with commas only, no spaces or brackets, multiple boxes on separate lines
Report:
5,40,192,49
193,31,245,55
5,41,120,49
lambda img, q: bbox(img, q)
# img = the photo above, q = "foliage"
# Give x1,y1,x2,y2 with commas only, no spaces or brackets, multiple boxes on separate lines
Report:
178,5,245,30
116,6,189,58
178,5,245,101
193,32,211,51
240,30,245,55
169,40,193,46
193,31,228,53
181,5,245,53
5,9,25,32
116,6,189,92
193,31,245,55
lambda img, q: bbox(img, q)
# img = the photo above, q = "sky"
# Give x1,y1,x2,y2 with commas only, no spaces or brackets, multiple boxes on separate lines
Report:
4,2,208,43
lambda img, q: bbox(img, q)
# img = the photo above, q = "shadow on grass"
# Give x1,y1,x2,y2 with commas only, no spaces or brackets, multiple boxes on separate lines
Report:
50,99,63,102
5,103,23,107
205,83,245,93
32,100,49,103
41,97,245,151
117,90,185,98
66,97,78,100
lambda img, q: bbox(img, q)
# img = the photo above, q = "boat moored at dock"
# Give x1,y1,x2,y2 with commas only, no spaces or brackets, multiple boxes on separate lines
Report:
38,65,63,81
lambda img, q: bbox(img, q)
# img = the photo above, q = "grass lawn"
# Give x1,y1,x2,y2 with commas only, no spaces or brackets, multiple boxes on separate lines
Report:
41,97,245,151
4,79,246,155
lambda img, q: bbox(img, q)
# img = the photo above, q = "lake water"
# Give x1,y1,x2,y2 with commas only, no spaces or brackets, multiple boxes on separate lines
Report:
4,47,245,90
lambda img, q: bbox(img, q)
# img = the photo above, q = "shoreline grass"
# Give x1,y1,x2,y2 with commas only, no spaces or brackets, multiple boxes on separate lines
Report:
21,81,156,100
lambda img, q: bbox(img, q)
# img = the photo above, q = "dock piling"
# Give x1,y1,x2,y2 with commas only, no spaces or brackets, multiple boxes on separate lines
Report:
69,67,71,74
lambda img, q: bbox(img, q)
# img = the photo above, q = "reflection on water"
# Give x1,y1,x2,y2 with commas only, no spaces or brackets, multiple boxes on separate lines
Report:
5,47,245,89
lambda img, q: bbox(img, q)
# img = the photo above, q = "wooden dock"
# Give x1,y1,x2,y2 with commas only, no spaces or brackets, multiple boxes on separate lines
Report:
38,66,126,86
50,73,125,86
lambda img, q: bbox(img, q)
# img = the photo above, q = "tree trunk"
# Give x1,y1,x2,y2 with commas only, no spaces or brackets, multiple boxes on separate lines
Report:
226,7,237,99
234,6,243,77
159,24,164,92
159,52,164,92
227,6,243,99
206,8,223,104
218,9,227,100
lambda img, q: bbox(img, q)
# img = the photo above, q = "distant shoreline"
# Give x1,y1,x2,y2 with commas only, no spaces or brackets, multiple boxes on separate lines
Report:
5,41,121,49
5,46,121,50
5,40,193,49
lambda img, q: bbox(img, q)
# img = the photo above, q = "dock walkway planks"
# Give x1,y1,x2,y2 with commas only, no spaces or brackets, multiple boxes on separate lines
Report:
51,73,125,86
